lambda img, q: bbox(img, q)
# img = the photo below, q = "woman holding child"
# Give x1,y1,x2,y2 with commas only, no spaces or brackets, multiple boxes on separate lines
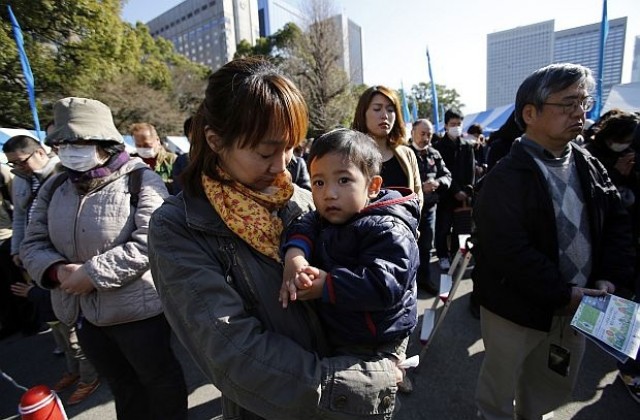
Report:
148,58,401,419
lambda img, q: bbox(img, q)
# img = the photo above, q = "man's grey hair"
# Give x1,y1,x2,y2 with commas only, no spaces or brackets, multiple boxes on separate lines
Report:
412,118,434,131
514,63,595,130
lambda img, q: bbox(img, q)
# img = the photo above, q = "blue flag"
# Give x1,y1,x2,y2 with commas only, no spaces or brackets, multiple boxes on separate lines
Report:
426,49,440,132
400,82,412,124
411,97,419,122
7,6,42,140
591,0,608,120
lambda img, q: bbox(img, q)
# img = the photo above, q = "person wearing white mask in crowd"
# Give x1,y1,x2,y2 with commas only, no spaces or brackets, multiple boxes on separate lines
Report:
130,122,177,194
432,108,476,270
585,111,639,211
20,97,188,419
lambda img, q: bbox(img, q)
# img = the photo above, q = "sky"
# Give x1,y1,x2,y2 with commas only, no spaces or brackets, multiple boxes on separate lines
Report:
121,0,640,114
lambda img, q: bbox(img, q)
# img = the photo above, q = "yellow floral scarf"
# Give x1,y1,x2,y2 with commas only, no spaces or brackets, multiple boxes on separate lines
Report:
202,168,294,262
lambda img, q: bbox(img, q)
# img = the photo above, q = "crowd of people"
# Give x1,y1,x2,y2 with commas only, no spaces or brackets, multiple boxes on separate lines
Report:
1,57,639,420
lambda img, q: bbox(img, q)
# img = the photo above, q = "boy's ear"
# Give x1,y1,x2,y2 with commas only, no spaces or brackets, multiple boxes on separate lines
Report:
368,175,383,198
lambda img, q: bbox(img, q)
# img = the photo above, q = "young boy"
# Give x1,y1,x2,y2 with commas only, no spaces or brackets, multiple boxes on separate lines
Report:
280,128,420,372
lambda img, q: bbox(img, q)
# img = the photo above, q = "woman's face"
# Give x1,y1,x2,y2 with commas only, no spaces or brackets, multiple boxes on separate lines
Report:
365,93,396,139
210,131,294,191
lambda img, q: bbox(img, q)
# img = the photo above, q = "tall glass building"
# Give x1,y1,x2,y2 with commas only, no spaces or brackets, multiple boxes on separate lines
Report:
632,36,640,83
486,21,554,109
257,1,363,85
554,17,626,104
147,0,260,70
486,17,627,109
257,0,303,37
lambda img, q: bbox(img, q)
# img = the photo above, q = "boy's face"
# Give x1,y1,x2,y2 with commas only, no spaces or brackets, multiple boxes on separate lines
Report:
309,152,381,224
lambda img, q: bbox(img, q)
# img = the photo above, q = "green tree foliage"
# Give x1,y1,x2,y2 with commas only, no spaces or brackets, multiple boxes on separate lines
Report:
235,0,357,135
234,22,303,64
0,0,209,134
408,82,464,126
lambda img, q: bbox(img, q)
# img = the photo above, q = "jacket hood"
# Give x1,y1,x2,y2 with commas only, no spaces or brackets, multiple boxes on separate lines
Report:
360,187,420,237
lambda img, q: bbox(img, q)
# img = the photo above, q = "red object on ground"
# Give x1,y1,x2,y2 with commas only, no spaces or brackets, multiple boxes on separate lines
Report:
19,385,68,420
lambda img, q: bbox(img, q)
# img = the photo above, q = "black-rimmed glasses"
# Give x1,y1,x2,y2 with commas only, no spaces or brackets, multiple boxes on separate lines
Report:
543,96,595,114
6,151,35,168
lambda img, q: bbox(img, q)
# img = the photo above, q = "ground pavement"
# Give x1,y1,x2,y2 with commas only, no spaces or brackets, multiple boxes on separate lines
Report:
1,276,637,419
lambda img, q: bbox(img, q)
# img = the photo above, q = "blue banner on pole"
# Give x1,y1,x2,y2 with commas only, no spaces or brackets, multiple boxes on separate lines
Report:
591,0,608,120
426,48,440,132
411,97,419,122
7,6,42,140
400,82,411,124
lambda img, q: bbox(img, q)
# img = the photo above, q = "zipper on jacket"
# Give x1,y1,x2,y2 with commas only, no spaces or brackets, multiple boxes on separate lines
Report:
220,242,259,311
71,194,85,259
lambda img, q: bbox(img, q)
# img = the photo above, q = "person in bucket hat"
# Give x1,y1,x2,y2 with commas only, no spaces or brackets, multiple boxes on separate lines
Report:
21,97,188,418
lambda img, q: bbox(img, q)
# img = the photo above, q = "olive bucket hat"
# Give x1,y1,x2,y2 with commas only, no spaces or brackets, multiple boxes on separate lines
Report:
45,97,124,146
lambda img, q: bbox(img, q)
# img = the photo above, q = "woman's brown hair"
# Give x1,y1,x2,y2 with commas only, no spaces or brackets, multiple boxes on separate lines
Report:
182,57,309,195
351,85,406,148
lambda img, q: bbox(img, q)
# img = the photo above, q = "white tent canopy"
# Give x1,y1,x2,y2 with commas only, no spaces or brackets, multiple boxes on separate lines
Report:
602,82,640,114
463,103,515,136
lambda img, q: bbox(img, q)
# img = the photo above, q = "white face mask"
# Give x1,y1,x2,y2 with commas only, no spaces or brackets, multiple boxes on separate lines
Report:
136,147,157,158
412,142,428,151
57,144,104,172
608,142,631,153
447,126,463,139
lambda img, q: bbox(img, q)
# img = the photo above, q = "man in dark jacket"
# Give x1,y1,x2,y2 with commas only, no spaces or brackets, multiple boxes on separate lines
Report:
409,119,451,293
473,63,634,420
433,108,475,270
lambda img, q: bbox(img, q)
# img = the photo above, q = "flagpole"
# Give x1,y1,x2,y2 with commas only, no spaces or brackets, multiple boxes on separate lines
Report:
593,0,608,119
411,97,419,122
426,48,440,133
7,6,42,141
400,81,412,124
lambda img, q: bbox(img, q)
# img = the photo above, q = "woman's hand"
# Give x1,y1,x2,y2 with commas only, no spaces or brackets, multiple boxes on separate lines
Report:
59,264,95,295
10,282,33,298
614,152,635,177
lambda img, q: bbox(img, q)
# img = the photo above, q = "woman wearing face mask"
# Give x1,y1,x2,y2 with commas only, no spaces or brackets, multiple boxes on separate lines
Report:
352,86,423,211
20,97,188,419
584,111,639,210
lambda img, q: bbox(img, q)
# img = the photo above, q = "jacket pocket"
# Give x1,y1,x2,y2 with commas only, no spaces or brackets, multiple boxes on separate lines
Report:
322,364,396,417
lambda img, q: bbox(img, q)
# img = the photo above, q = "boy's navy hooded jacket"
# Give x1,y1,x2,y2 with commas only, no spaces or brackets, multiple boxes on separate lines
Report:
284,187,420,346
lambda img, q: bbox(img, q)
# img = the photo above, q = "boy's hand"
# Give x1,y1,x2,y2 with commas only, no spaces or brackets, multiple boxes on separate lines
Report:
280,248,309,308
296,268,326,301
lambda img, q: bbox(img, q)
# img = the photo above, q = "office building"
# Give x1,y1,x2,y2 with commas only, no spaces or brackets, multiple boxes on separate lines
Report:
327,14,364,85
554,17,626,103
257,2,363,85
486,17,627,109
257,0,303,38
632,36,640,83
147,0,260,70
486,21,554,109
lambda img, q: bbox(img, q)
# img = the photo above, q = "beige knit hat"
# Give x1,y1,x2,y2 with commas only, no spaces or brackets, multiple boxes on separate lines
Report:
45,97,124,145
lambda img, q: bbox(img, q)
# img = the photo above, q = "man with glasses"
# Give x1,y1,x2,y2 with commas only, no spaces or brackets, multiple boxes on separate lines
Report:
2,135,60,269
472,63,634,419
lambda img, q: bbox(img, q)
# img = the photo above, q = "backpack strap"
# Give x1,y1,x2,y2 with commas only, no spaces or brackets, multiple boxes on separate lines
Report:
127,167,148,208
44,172,70,203
44,167,147,208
